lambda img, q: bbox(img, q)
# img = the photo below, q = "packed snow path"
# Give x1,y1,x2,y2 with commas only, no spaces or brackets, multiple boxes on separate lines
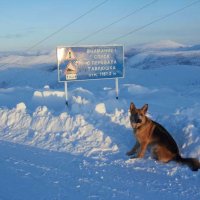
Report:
1,141,200,200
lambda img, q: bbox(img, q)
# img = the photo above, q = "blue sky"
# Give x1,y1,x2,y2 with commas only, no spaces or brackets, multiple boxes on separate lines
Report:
0,0,200,51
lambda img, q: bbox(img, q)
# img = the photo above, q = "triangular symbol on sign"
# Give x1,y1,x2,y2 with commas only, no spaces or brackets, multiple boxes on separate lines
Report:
66,48,76,60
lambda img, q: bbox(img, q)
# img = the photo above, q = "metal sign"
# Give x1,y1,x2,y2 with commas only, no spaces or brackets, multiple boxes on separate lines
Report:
57,45,124,82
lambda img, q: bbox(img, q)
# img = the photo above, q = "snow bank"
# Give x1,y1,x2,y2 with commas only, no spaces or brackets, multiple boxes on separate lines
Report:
33,89,65,107
174,104,200,158
0,103,118,158
126,84,156,95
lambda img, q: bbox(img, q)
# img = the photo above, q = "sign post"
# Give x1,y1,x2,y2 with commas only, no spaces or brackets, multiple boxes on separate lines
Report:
115,78,119,99
57,45,124,105
64,81,68,105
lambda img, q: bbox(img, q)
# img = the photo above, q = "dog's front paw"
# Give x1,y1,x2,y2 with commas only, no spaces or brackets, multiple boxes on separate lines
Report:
126,151,132,156
126,151,135,156
130,155,138,159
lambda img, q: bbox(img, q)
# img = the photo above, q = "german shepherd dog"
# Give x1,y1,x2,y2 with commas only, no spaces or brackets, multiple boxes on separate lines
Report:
127,102,200,171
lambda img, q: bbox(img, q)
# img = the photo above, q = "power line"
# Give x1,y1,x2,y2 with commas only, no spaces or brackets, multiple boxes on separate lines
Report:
26,0,109,51
107,0,200,44
72,0,159,45
0,0,109,68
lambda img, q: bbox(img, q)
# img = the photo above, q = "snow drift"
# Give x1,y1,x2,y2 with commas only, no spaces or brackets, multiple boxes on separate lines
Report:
0,102,118,158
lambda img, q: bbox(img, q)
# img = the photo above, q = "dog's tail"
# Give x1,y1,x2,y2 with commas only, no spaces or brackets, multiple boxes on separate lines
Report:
175,155,200,171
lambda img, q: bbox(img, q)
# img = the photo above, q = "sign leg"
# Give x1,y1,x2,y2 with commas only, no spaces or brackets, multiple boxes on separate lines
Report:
115,78,119,99
64,82,68,106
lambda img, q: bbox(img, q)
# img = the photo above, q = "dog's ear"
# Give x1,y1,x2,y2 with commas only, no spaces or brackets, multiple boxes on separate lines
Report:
141,104,148,114
130,102,136,112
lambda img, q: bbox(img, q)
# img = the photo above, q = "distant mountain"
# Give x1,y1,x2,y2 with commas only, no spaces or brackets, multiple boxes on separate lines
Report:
179,44,200,51
0,50,55,70
1,41,200,71
138,40,186,50
125,41,200,69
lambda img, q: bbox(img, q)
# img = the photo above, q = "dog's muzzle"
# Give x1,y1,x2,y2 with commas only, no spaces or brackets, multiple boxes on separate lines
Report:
130,113,142,124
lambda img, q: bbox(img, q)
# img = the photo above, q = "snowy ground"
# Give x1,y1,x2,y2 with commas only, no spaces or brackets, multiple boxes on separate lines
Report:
0,40,200,200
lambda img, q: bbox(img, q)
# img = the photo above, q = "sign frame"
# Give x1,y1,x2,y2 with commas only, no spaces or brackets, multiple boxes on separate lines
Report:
57,45,124,83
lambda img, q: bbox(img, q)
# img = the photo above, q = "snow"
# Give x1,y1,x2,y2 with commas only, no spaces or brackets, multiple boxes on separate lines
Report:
137,40,186,50
0,105,117,157
16,102,26,111
95,103,106,114
0,40,200,199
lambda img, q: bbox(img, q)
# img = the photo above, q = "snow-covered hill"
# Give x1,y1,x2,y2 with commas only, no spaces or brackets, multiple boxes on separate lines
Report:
0,41,200,200
125,40,200,69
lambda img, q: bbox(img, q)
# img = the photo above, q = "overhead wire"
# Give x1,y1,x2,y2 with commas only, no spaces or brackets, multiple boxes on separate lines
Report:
26,0,109,51
107,0,200,44
72,0,159,45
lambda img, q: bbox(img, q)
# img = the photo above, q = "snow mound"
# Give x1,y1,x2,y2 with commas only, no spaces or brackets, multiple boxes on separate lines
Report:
174,104,200,158
33,90,65,99
16,102,26,112
32,90,65,110
95,103,106,114
0,105,118,158
126,84,156,95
